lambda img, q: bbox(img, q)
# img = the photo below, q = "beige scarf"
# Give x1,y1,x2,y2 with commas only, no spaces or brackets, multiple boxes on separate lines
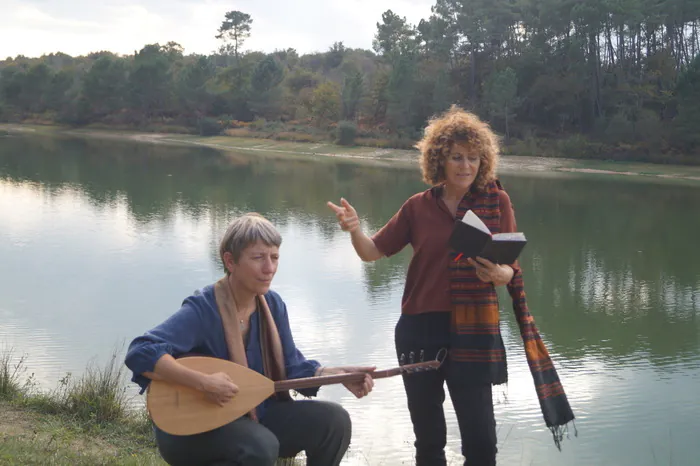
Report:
213,276,291,421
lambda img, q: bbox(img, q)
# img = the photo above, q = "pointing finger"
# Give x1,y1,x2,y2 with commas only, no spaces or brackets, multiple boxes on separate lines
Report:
327,201,344,214
340,198,354,212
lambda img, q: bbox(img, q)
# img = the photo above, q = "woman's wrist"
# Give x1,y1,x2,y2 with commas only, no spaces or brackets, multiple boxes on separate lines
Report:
500,265,514,283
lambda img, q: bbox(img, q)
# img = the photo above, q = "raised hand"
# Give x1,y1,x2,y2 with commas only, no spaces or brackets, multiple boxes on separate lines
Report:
327,198,360,233
326,197,383,262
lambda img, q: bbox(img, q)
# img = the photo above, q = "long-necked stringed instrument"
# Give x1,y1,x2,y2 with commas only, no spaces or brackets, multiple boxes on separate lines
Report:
146,355,443,436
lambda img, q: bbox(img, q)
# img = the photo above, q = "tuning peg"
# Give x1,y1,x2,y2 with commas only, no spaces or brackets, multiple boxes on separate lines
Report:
399,353,406,366
409,351,415,364
419,350,424,362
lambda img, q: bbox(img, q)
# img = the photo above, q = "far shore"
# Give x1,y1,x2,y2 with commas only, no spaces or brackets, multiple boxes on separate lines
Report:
3,123,700,184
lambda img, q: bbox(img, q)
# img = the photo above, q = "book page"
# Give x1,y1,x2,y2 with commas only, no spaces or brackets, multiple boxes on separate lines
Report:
492,232,526,241
460,210,490,234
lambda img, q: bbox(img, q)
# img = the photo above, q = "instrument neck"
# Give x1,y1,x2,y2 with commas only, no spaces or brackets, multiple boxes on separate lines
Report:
273,362,429,392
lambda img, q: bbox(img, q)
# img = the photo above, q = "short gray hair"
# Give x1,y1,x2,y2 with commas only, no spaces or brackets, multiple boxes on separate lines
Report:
219,213,282,271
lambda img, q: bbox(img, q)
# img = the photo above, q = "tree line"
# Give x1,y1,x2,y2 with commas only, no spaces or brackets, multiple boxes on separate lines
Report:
1,0,699,163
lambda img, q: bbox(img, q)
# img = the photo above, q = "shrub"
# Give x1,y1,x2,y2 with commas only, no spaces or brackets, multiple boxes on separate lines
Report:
336,120,357,146
197,117,223,136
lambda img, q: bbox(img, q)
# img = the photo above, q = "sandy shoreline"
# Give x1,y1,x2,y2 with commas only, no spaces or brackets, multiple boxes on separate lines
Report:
3,124,700,183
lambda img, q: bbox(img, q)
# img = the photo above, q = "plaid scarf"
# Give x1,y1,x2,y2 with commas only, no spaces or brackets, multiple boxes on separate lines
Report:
448,180,575,449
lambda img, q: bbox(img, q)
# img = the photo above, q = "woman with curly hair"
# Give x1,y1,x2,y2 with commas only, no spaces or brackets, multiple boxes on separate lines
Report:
327,106,574,466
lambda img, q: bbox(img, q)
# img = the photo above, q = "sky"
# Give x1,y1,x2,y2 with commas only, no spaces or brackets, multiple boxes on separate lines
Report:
0,0,435,59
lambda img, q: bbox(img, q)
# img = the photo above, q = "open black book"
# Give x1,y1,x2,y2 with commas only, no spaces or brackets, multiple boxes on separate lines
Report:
448,210,527,264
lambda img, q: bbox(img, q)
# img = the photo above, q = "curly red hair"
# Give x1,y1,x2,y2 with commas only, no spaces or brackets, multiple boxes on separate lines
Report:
415,105,500,191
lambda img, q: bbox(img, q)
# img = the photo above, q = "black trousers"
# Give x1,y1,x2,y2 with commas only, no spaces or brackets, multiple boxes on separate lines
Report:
154,399,352,466
395,312,498,466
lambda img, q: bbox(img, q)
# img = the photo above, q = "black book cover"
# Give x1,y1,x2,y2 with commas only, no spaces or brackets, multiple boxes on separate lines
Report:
448,210,527,264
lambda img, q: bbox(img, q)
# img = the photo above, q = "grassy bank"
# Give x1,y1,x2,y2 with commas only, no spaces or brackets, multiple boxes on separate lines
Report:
9,113,700,167
0,347,162,465
3,123,700,183
0,348,310,466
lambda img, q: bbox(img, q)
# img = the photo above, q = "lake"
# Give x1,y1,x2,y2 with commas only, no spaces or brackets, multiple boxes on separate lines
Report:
1,133,699,466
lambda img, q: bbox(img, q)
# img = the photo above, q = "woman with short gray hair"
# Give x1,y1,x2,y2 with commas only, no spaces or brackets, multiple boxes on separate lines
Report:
125,212,375,466
219,212,282,266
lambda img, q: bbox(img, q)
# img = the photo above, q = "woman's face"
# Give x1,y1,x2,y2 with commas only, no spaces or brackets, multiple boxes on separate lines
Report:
443,142,481,191
226,240,279,296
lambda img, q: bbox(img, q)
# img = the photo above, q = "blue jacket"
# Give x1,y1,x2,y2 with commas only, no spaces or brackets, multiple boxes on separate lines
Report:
124,285,321,421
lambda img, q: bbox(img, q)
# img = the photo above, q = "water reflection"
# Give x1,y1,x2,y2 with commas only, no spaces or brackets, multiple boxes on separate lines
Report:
1,134,700,465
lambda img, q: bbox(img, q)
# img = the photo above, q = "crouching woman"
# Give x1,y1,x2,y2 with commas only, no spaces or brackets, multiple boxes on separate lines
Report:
125,212,375,466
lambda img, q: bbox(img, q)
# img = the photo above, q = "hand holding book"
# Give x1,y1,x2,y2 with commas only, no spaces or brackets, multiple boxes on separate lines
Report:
468,256,515,286
448,210,527,265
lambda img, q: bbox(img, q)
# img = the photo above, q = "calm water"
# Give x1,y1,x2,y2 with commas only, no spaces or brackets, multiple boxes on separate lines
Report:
1,134,699,466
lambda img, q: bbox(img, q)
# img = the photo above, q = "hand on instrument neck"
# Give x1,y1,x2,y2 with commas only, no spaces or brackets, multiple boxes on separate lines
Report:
316,365,376,399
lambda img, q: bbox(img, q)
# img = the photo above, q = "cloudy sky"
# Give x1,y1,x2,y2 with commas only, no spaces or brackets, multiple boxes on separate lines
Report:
0,0,434,58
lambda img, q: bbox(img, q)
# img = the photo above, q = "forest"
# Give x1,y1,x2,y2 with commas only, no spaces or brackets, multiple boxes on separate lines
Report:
1,0,699,164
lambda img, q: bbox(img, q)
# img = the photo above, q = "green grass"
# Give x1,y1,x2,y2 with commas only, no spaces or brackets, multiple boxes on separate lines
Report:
60,352,129,424
0,347,26,400
0,435,163,466
0,345,161,465
8,348,133,424
0,400,161,465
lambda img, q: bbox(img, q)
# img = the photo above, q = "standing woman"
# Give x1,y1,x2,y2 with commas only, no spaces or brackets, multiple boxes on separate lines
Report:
328,106,574,466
